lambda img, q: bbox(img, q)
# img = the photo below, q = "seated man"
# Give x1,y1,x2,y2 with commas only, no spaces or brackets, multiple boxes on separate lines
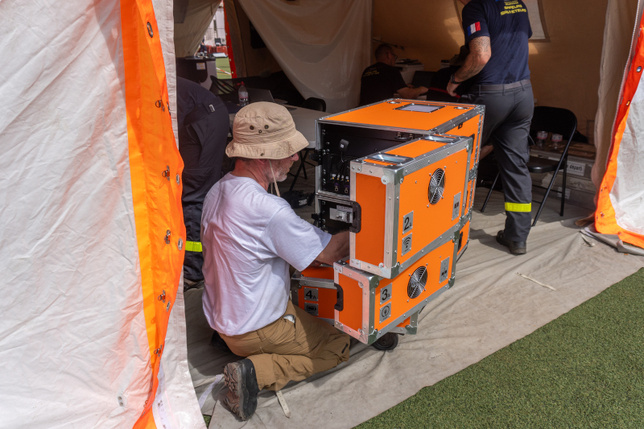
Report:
201,102,351,421
359,43,428,105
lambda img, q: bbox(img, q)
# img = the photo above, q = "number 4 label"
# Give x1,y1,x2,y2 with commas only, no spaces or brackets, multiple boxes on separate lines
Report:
304,287,319,301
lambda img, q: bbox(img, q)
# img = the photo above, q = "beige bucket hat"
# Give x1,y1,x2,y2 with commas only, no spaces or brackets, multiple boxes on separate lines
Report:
225,102,309,160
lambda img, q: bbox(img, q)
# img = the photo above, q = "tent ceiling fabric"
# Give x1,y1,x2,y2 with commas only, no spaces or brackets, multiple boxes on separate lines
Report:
174,0,222,57
237,0,372,112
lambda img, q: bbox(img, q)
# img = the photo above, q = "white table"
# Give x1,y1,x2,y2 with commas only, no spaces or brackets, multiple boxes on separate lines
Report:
286,105,326,148
284,105,326,190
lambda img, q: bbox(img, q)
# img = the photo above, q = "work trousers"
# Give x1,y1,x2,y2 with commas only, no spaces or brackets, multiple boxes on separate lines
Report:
219,300,351,391
464,80,534,242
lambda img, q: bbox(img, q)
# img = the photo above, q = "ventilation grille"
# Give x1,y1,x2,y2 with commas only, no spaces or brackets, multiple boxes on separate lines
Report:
407,266,428,299
428,168,445,205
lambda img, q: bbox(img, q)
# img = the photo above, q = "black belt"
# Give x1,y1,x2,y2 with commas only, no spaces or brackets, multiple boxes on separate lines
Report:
471,79,531,92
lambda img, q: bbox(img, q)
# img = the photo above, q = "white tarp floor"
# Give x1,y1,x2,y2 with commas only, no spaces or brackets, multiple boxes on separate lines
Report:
183,179,644,429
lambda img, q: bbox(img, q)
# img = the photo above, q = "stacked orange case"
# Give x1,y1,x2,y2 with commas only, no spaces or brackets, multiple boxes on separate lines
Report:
293,99,484,346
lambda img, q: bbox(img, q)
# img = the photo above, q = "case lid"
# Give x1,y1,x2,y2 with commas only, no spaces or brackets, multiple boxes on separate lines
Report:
322,99,483,132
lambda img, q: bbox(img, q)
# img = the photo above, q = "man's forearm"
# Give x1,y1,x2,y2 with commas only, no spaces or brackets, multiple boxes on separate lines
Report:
397,86,428,100
447,36,491,96
454,36,491,81
315,231,350,265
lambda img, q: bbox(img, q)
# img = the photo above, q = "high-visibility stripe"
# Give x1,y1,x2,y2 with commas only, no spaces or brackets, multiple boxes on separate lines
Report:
120,1,186,427
505,202,532,212
185,241,203,252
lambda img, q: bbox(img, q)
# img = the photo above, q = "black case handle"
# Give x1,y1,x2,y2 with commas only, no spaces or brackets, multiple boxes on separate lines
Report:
349,201,361,233
334,283,344,311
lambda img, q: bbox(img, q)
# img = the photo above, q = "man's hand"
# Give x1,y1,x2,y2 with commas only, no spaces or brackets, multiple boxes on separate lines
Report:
397,85,429,100
315,231,350,265
447,81,460,97
308,260,323,268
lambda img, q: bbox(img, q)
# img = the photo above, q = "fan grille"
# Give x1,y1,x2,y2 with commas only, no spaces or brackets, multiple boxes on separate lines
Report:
407,266,428,299
428,168,445,205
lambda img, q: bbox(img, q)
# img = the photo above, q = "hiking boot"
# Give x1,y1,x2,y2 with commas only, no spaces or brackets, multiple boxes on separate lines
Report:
496,230,527,255
223,359,259,421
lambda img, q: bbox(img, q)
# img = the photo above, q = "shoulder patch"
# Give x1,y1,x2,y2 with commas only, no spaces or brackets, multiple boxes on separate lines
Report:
466,22,481,37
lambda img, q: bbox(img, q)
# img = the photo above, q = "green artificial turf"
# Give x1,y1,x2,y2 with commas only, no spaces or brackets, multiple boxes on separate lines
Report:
357,268,644,429
215,57,232,80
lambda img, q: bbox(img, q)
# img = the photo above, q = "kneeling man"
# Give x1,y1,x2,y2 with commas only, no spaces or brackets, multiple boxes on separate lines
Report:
201,102,350,420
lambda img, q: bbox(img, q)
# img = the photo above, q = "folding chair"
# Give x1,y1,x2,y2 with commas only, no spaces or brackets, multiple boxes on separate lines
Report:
209,75,236,96
480,106,578,226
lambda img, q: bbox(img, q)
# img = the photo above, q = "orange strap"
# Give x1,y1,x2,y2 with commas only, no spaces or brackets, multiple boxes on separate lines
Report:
120,1,185,427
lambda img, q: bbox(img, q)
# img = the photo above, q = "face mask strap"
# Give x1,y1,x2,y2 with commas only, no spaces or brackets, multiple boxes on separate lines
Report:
268,160,280,197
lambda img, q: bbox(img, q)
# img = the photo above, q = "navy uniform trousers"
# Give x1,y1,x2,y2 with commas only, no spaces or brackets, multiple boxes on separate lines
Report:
465,80,534,242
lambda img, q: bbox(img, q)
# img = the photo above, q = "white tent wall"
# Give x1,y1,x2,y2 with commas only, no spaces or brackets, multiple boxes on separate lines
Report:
593,0,640,191
0,1,204,428
234,0,372,113
595,0,644,247
611,1,644,237
608,57,644,236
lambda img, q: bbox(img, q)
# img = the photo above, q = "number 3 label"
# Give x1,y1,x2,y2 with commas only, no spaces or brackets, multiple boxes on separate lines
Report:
380,284,392,305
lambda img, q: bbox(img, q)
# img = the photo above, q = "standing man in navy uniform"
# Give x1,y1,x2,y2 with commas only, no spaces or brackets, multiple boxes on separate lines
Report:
447,0,534,255
176,77,230,285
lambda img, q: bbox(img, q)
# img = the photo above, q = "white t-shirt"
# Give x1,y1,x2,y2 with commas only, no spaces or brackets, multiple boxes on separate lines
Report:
201,173,331,336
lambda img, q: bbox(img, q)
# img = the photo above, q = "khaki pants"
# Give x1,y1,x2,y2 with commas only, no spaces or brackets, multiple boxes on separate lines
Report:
220,300,350,391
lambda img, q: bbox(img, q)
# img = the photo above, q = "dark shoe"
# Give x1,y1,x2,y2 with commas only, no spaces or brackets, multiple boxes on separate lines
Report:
496,230,527,255
223,359,259,421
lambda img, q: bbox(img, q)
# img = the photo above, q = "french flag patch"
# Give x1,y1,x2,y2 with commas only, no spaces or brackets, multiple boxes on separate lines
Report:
467,22,481,36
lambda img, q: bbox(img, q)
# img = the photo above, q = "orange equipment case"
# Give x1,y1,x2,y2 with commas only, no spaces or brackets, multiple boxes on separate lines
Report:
315,99,483,232
292,234,457,346
291,265,337,325
292,99,484,348
315,99,484,278
349,134,471,278
333,237,456,344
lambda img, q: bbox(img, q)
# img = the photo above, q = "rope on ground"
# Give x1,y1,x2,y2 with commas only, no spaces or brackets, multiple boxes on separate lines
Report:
517,273,557,291
198,373,225,409
580,233,596,247
276,390,291,418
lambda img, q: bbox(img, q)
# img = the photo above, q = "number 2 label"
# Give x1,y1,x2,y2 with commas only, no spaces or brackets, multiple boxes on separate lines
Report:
403,212,413,234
